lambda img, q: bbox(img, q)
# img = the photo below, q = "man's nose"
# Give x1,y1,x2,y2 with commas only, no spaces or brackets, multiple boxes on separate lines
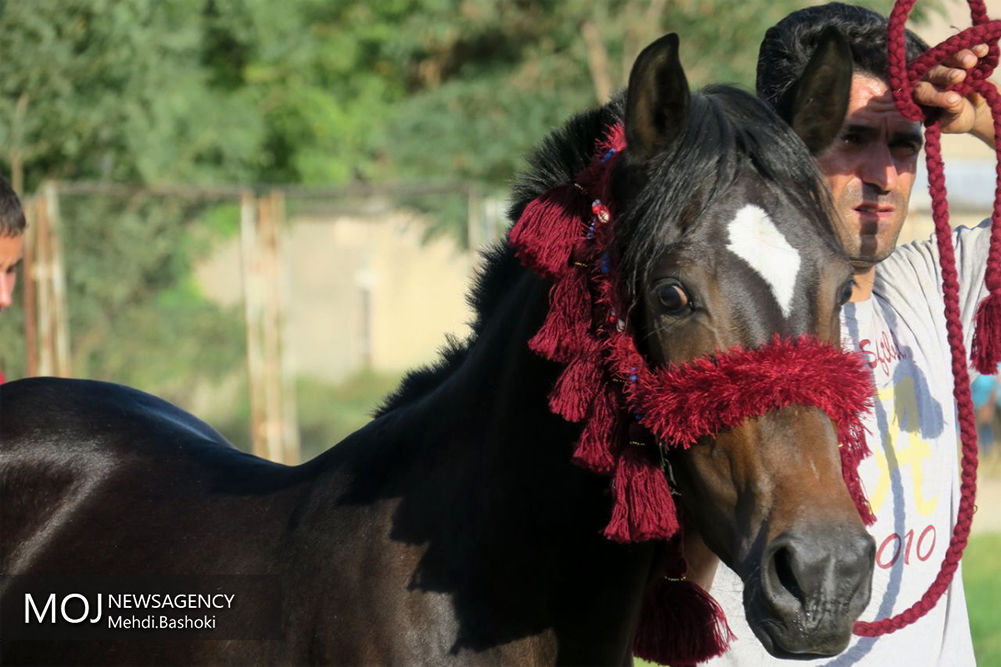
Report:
859,144,899,193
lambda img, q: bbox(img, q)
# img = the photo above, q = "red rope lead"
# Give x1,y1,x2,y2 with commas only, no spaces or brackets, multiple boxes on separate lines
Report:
855,0,1001,637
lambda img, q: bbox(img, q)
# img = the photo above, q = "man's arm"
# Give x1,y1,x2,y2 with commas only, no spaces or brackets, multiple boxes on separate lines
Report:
914,43,997,148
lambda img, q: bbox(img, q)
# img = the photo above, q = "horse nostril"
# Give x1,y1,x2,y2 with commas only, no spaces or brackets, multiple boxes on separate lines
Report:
752,529,874,656
772,545,806,604
761,529,874,622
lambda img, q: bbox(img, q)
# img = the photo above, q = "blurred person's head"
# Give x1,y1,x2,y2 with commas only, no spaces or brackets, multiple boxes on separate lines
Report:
757,3,929,272
0,177,26,312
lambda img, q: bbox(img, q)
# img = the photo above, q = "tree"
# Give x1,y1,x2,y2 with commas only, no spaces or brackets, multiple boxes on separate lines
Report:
0,0,266,193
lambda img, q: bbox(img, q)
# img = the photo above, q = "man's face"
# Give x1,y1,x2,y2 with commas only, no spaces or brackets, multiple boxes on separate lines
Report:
815,74,923,270
0,233,24,312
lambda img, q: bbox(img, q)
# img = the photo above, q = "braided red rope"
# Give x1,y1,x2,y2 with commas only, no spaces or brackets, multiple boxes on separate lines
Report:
854,0,1001,637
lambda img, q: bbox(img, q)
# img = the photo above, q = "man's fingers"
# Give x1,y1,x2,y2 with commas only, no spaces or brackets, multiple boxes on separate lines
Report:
914,81,965,113
950,47,980,69
922,45,991,92
926,64,966,86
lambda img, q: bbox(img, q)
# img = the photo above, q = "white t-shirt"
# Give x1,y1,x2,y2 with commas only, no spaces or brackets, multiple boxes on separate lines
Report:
706,221,987,666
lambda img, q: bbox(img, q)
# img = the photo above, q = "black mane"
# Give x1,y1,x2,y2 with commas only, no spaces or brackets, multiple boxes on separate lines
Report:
376,99,623,416
377,85,835,416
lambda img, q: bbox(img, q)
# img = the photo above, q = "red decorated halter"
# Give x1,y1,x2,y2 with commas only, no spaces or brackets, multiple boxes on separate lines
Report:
510,123,876,663
851,0,1001,638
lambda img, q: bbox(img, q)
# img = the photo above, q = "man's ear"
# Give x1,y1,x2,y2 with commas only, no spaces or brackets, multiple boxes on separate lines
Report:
776,26,853,154
624,33,690,165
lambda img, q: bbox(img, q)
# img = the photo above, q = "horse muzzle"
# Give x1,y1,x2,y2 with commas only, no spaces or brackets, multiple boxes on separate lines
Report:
746,524,875,658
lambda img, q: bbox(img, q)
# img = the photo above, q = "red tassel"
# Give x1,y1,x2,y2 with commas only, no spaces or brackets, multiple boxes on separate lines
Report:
633,577,735,665
528,269,593,362
509,183,591,280
971,291,1001,374
603,445,679,543
839,426,876,525
573,390,620,474
549,355,603,422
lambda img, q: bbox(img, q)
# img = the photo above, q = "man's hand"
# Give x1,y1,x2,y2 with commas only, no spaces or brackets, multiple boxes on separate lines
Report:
914,43,996,147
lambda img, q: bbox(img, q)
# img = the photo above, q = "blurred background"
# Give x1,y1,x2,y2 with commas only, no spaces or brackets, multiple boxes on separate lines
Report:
0,1,998,659
4,0,955,460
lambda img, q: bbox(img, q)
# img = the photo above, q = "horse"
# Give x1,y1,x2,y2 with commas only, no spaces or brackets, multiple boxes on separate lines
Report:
0,31,875,665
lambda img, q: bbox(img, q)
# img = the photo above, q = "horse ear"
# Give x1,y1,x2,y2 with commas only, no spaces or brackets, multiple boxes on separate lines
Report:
625,33,690,164
779,26,853,154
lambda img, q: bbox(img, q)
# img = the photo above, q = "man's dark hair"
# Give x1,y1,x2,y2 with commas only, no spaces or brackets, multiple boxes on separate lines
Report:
757,2,929,114
0,176,26,237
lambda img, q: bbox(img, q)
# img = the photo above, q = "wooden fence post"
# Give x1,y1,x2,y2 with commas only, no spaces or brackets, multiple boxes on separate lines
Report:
240,190,268,459
22,197,38,376
45,182,71,377
28,182,72,378
34,192,53,376
240,189,300,464
270,190,301,465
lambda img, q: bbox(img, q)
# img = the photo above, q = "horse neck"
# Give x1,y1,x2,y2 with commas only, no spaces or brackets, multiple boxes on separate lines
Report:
312,252,657,659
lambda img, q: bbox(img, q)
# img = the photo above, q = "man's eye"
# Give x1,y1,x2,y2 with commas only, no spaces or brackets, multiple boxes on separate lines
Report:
840,132,863,145
891,142,921,158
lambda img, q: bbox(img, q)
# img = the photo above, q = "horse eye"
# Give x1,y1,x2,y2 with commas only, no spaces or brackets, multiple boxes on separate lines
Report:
656,282,691,314
837,279,854,306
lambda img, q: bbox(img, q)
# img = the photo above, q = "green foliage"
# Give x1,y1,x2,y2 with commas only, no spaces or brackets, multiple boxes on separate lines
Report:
964,533,1001,665
0,0,943,407
1,0,923,194
0,0,265,191
2,0,927,193
374,0,905,185
54,194,245,399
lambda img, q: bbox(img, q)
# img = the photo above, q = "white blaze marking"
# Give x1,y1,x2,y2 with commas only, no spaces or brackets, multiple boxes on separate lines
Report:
726,204,801,318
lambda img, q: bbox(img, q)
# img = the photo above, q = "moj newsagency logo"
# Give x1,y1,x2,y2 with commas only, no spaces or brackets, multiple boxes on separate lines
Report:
1,575,282,640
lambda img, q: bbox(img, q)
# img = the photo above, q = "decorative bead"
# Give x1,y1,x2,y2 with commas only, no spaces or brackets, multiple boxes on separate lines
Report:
601,148,617,162
591,200,610,223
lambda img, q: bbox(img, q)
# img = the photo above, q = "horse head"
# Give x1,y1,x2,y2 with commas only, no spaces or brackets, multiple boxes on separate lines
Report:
614,31,873,658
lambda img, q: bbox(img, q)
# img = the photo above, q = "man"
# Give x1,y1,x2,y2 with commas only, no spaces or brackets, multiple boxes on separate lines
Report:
706,4,996,664
0,176,26,384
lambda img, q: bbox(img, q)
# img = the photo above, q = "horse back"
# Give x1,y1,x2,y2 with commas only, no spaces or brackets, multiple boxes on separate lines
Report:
0,377,308,576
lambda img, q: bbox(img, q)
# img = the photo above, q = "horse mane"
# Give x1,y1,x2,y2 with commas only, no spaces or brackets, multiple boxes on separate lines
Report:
376,100,624,416
377,84,836,416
